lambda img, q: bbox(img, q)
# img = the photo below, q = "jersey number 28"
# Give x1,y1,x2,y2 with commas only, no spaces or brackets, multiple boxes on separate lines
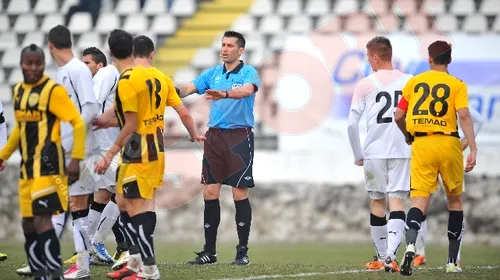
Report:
376,90,402,124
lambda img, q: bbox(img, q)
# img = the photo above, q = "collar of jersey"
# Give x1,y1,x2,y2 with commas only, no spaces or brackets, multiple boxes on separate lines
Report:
222,60,244,74
23,75,49,87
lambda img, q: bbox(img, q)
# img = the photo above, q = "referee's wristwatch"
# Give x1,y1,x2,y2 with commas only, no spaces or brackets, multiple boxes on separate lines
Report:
223,90,229,98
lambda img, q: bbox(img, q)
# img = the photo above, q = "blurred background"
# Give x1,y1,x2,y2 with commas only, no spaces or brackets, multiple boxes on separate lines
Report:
0,0,499,246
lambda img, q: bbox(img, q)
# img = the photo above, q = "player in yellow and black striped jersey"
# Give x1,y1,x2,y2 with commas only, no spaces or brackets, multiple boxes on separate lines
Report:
0,44,85,280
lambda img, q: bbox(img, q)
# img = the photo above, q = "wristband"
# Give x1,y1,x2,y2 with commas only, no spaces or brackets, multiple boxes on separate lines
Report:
225,91,229,98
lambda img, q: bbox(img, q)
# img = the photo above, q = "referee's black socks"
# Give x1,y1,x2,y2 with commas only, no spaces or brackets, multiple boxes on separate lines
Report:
235,198,252,248
448,210,464,264
405,207,424,246
204,199,220,255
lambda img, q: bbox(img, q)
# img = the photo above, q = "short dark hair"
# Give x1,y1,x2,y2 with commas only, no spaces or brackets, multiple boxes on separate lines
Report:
428,41,452,65
108,29,134,59
133,35,155,58
366,36,392,61
21,44,45,63
82,47,107,66
223,30,245,48
48,25,72,49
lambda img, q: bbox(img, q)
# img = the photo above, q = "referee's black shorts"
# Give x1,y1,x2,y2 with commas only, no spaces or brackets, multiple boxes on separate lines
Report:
201,127,255,188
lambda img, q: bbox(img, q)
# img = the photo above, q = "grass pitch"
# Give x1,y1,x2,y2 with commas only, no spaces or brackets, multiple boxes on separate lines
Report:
0,241,499,279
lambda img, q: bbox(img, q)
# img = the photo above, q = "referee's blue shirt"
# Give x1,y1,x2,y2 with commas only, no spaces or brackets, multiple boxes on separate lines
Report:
192,61,261,129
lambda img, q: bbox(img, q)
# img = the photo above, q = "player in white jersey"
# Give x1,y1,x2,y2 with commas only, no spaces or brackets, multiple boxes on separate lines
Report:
48,25,98,280
81,47,124,265
414,107,484,268
347,37,412,272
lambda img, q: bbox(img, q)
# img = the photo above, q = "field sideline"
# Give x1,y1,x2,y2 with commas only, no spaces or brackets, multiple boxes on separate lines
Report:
0,241,499,279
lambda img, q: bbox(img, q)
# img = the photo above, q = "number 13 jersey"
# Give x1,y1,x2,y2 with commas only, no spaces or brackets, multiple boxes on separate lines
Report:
350,70,413,159
399,70,468,137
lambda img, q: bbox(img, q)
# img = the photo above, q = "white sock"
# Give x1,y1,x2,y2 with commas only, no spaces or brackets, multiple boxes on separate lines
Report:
72,216,91,254
76,250,90,272
458,219,466,262
87,206,104,241
370,222,387,259
416,219,427,256
92,201,120,244
52,212,67,238
386,216,405,259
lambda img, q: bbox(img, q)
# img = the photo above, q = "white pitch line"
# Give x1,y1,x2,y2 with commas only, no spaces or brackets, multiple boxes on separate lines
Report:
211,266,500,280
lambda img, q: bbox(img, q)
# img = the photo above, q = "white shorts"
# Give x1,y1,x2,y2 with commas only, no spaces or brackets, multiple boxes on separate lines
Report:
364,158,410,200
82,151,119,194
65,153,99,196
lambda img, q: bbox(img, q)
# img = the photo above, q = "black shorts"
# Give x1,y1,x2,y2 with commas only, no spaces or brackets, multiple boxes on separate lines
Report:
202,127,255,188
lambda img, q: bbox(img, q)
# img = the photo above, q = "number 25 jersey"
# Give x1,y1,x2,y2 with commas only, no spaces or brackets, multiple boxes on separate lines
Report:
401,70,468,136
350,70,413,159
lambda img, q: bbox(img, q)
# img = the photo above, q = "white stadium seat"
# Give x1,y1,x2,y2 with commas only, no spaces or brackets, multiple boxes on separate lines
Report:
191,48,217,69
7,0,30,15
393,0,419,15
260,15,284,35
277,0,301,16
34,0,58,15
68,12,93,34
494,17,500,33
480,0,500,16
2,49,22,68
0,15,10,33
243,34,265,51
249,0,273,16
362,0,388,15
61,0,79,14
95,13,120,34
150,15,177,35
173,68,197,85
116,0,141,15
9,69,23,85
428,0,447,15
288,15,313,34
374,14,401,33
463,15,488,33
403,15,428,34
334,0,358,14
0,32,18,51
171,0,196,17
0,85,11,103
434,15,458,32
21,32,45,48
123,14,148,34
450,0,475,15
41,14,64,32
13,14,38,33
345,13,373,33
0,70,5,84
231,15,256,35
78,32,102,50
316,15,342,33
305,0,330,16
143,0,167,15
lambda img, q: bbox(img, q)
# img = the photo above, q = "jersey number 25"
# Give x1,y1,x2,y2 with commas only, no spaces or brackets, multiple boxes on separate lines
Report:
376,90,402,124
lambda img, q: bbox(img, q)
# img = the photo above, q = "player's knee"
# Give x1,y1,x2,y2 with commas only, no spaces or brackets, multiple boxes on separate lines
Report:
70,195,89,211
33,214,53,233
448,210,464,240
407,207,424,230
21,217,35,233
203,184,221,200
446,195,463,211
94,189,111,204
232,188,248,201
388,192,407,212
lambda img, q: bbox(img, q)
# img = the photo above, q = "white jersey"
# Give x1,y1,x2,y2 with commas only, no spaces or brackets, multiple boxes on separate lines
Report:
57,57,97,155
93,65,120,150
348,70,413,160
0,101,7,149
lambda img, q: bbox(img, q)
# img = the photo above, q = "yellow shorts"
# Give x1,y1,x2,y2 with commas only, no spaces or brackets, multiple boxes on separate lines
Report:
19,175,68,218
410,134,464,198
116,161,163,200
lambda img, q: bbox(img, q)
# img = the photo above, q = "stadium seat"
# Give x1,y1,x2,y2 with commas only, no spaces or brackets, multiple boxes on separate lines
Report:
393,0,419,15
0,32,18,51
94,13,120,34
0,85,11,103
123,14,149,34
231,15,256,35
191,48,217,69
288,15,313,34
0,70,5,84
143,0,168,15
43,48,54,67
68,12,93,34
403,15,429,34
34,0,58,15
362,0,389,15
13,14,38,33
374,14,401,33
78,32,102,50
173,67,197,85
277,0,301,16
450,0,475,15
9,69,23,85
334,0,358,14
344,13,373,33
7,0,31,14
316,15,342,33
3,49,22,68
0,15,10,33
41,14,64,32
462,15,488,33
116,0,141,15
269,34,287,52
434,15,458,32
151,15,177,35
260,15,284,35
305,0,330,16
249,0,273,16
22,32,45,48
61,0,79,14
243,34,265,51
480,0,500,16
493,17,500,33
171,0,196,17
428,0,447,15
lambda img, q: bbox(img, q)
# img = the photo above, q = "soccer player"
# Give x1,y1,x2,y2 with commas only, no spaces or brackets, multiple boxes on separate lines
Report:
414,107,484,268
48,25,99,279
178,30,261,265
0,44,85,280
0,101,6,151
395,41,477,275
347,36,412,272
81,46,123,265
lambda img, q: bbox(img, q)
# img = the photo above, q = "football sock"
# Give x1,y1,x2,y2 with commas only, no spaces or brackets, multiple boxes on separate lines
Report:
38,229,64,278
120,212,141,271
416,215,427,256
235,198,252,247
148,211,157,232
406,207,424,246
71,210,90,255
131,212,156,266
387,211,405,258
458,218,465,262
51,212,66,238
204,199,220,255
370,213,387,259
448,211,464,264
112,219,127,250
24,232,46,278
92,200,120,244
87,202,106,241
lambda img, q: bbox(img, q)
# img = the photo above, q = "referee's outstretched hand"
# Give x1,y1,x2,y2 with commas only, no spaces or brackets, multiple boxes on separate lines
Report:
205,90,225,100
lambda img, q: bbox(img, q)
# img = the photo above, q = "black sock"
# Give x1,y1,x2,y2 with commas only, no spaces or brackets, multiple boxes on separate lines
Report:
204,199,220,255
235,198,252,247
24,232,46,277
448,210,464,264
148,211,157,232
131,212,156,265
90,202,106,212
112,219,126,248
406,207,424,246
38,229,63,279
119,212,140,255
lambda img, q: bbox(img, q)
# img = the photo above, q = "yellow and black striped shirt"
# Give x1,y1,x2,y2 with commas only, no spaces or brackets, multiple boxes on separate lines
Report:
0,76,85,179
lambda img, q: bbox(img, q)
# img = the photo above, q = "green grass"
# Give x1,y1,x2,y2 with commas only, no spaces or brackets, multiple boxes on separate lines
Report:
1,241,499,279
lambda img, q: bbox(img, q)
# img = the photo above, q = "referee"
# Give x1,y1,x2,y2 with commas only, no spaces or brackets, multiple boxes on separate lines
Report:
179,30,261,266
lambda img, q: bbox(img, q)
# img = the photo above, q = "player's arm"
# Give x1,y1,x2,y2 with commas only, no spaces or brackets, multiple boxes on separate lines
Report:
455,83,477,172
395,79,414,144
93,104,119,129
347,80,367,165
461,107,484,150
73,68,98,126
0,102,7,149
177,82,198,98
178,67,216,98
206,68,260,100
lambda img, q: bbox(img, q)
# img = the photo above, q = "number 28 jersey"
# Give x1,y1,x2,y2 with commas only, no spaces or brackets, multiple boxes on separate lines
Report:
399,70,468,137
350,70,413,159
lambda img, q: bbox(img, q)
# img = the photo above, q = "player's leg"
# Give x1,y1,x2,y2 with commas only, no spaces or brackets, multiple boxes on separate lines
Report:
88,189,110,242
51,212,67,238
91,192,121,264
414,213,427,267
363,159,388,270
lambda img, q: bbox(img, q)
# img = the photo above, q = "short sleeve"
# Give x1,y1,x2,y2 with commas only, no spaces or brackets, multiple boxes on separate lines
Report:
117,79,138,113
244,67,261,92
454,82,468,111
165,76,182,107
192,67,214,95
